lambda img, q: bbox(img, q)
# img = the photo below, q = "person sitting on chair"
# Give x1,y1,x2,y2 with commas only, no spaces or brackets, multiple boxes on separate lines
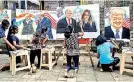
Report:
0,20,16,71
7,25,27,64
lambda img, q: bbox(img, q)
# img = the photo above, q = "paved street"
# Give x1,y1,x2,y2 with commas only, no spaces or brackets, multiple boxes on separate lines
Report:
0,53,133,82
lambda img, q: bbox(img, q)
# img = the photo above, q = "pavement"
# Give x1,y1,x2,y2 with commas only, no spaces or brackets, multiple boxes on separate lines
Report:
0,53,133,82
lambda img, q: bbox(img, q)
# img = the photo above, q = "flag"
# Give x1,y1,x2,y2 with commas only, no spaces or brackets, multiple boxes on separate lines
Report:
44,13,57,29
122,18,130,29
122,10,130,29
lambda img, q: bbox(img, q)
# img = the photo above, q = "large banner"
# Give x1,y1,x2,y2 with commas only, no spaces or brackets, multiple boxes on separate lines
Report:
104,7,130,40
16,9,57,40
16,9,37,40
0,10,11,36
56,4,100,38
39,11,57,40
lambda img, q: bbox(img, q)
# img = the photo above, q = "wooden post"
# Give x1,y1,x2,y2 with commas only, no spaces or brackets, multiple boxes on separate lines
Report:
85,38,94,67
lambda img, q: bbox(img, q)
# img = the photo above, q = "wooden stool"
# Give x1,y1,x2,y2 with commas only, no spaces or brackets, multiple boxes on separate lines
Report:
40,47,56,70
120,50,133,75
10,50,31,75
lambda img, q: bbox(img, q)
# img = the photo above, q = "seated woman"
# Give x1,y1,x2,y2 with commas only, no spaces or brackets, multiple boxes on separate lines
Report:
30,27,48,68
95,35,120,72
7,25,26,63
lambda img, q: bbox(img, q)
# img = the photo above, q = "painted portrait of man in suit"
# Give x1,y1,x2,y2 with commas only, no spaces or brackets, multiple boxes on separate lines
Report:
56,9,81,33
22,14,34,35
36,14,53,40
104,7,130,40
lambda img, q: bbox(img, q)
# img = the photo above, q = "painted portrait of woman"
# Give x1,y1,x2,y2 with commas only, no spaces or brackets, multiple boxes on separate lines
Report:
81,9,97,32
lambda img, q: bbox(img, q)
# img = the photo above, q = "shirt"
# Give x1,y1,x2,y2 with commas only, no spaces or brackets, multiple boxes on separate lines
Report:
66,18,72,25
65,33,80,56
31,33,48,50
111,26,123,39
0,25,6,38
97,42,114,64
7,34,20,51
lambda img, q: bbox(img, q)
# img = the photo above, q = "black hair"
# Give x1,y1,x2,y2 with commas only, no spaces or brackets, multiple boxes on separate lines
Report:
34,32,41,44
64,25,73,39
7,25,18,42
35,32,40,37
96,35,107,46
10,25,18,33
2,19,10,27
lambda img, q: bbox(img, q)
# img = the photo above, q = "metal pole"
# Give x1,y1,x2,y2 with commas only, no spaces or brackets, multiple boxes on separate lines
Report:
25,0,27,10
123,0,125,6
18,0,21,9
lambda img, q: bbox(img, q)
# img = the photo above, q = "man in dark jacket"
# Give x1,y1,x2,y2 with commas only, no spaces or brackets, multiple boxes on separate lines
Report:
104,8,130,40
57,9,81,33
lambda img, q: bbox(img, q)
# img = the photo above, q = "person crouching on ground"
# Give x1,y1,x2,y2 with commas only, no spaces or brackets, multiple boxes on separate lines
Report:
95,35,120,72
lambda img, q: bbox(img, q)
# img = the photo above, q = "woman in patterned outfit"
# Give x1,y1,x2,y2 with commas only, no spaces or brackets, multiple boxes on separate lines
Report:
64,25,84,77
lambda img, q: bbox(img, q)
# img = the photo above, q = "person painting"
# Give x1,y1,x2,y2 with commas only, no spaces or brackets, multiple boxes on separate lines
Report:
95,35,120,72
0,20,16,71
30,27,48,68
0,19,16,50
64,25,84,77
7,25,26,63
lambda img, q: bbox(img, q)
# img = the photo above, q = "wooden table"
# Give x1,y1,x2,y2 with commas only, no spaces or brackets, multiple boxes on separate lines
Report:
40,47,56,70
10,50,31,75
120,48,133,75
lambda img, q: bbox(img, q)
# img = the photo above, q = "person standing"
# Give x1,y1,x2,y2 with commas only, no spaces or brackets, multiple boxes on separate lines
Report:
64,25,84,77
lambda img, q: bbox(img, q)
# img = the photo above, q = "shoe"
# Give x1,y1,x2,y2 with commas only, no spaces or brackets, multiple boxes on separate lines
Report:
109,66,113,72
100,68,103,72
36,64,40,69
75,69,78,73
31,64,37,73
113,66,119,70
70,66,75,70
66,66,71,71
64,69,68,78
